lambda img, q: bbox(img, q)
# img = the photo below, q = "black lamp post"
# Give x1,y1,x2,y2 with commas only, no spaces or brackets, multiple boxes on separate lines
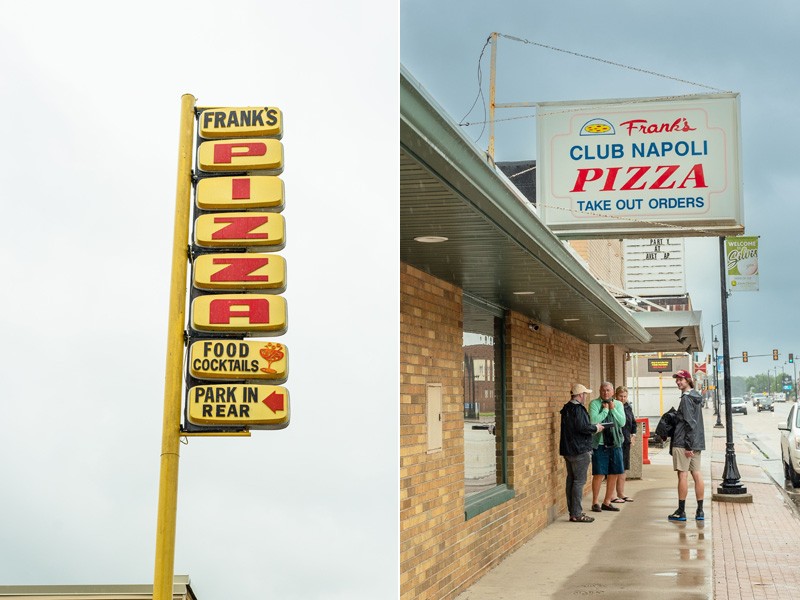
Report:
717,236,746,496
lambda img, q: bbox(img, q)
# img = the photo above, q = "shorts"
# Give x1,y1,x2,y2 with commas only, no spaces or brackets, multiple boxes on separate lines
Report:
592,445,624,475
672,447,702,472
622,442,631,471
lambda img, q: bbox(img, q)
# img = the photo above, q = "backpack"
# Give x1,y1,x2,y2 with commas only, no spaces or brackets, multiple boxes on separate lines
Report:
655,407,679,441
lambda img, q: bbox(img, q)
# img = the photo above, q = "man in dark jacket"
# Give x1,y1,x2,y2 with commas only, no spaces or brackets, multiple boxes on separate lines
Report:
560,383,604,523
668,370,706,522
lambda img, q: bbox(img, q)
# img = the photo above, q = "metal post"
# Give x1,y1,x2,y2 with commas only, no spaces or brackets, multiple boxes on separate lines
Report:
713,341,723,428
488,32,497,163
153,93,196,600
717,236,746,495
711,323,719,417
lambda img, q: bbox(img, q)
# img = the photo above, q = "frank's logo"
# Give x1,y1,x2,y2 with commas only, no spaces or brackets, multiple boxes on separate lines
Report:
199,107,282,139
620,117,697,136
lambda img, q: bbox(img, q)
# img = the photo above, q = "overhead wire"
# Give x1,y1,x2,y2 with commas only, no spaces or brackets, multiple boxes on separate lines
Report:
460,33,731,127
458,35,492,140
462,33,736,238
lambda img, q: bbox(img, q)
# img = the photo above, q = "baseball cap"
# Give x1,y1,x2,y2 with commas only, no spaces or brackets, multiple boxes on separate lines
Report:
570,383,592,395
673,369,692,380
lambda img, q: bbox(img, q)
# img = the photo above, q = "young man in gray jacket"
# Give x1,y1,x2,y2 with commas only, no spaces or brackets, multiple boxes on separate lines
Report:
668,369,706,521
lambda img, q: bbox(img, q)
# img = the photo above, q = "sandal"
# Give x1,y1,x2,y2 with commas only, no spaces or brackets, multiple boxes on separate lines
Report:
610,498,626,504
622,496,634,502
570,513,595,523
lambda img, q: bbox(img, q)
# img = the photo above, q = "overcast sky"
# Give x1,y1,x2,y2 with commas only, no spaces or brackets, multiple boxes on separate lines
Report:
0,2,397,599
402,0,800,380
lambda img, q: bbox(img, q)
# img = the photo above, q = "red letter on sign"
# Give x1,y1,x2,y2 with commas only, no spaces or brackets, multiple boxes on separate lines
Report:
231,178,251,199
214,142,267,164
212,216,270,240
210,257,270,282
570,168,604,192
209,298,270,324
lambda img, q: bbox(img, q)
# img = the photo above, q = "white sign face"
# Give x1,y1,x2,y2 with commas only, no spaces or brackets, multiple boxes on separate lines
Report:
623,238,686,296
536,93,744,239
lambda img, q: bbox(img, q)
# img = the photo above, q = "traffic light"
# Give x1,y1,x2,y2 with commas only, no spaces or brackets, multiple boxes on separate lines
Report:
742,351,748,363
773,349,779,360
791,353,795,364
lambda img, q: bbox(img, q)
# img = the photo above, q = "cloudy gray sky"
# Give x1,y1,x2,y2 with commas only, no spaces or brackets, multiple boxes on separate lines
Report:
402,0,800,379
0,2,397,599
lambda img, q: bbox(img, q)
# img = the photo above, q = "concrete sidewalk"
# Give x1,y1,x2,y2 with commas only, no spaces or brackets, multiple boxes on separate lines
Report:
710,418,800,599
455,408,800,599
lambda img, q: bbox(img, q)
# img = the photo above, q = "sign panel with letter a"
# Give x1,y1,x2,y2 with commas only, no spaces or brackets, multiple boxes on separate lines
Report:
191,294,287,335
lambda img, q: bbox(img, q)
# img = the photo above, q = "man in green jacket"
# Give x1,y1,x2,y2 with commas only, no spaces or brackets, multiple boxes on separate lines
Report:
588,381,626,512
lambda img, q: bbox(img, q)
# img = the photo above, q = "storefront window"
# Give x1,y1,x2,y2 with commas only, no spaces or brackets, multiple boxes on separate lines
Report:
463,298,506,500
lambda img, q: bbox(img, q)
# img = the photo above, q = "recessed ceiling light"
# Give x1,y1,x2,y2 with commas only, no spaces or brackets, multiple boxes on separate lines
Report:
414,235,448,243
563,318,580,322
594,334,607,337
513,291,536,295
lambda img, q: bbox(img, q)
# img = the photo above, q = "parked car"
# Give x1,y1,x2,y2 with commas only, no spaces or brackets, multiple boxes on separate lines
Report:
730,396,747,415
779,403,800,487
758,396,775,412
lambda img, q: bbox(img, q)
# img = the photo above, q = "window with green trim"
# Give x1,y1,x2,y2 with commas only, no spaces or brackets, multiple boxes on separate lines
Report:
463,298,509,512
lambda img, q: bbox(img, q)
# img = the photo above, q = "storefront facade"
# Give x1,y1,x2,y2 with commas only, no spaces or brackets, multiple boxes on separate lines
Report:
400,67,660,599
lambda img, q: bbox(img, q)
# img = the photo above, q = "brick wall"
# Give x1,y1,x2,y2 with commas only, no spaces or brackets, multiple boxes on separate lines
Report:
401,263,591,600
569,239,625,289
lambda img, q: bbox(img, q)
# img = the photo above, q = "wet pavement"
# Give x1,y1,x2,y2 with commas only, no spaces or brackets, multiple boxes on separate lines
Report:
711,421,800,599
455,407,800,599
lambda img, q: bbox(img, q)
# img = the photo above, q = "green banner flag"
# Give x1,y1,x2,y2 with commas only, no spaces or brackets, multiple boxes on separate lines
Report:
725,236,759,292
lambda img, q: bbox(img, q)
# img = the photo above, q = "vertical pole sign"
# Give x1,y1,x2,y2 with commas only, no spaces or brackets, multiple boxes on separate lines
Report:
154,94,196,600
153,98,289,600
188,104,290,431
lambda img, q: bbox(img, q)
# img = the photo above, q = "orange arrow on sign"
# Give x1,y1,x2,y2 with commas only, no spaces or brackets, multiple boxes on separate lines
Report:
263,390,285,413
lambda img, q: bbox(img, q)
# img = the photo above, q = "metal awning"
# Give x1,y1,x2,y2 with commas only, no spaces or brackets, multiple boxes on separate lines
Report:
627,310,704,354
400,66,652,346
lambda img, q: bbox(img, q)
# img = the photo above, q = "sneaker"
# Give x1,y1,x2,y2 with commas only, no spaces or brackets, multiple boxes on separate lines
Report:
591,504,602,513
668,510,687,521
601,503,620,512
696,509,704,521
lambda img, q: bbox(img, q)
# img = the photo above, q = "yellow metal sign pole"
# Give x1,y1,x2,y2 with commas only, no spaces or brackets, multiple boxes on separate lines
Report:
154,93,196,600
